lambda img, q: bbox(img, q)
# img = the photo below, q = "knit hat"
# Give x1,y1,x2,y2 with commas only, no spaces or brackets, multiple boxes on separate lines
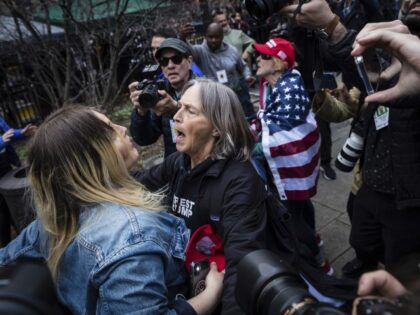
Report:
253,37,295,69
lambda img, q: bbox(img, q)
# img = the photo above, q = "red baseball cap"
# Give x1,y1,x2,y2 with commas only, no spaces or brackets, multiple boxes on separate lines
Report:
253,37,295,69
185,224,225,272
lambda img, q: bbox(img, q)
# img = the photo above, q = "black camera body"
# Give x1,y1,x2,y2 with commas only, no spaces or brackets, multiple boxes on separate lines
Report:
136,64,167,109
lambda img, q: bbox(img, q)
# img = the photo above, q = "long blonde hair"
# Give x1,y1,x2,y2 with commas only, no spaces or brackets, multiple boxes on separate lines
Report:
27,105,163,278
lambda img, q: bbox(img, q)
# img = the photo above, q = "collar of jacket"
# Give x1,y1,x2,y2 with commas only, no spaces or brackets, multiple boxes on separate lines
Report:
180,153,229,178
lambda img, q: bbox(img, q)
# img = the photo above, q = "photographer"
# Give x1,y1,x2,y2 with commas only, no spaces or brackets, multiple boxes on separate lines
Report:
129,38,199,158
281,0,420,276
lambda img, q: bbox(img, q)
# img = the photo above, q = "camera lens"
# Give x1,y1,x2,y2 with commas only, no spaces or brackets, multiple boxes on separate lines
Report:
335,121,364,173
236,250,312,315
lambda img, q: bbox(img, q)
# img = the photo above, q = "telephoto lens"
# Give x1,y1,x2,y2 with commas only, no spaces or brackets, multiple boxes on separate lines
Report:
335,120,364,172
236,250,347,315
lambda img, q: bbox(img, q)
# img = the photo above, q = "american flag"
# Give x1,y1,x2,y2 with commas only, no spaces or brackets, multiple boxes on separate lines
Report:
254,69,320,200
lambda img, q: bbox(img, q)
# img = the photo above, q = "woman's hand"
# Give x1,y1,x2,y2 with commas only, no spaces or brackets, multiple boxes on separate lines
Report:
188,262,225,314
203,262,224,301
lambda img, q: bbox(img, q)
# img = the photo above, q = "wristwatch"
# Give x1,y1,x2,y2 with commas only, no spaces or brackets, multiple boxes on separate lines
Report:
318,15,340,40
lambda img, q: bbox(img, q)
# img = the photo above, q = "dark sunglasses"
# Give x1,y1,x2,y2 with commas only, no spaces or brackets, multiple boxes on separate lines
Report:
259,53,272,60
158,55,185,67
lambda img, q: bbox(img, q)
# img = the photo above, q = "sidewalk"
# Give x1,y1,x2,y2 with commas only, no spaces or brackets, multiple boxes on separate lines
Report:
313,120,354,277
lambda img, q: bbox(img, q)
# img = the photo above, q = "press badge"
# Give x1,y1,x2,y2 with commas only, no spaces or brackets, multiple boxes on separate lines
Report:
170,119,177,143
216,70,228,84
374,105,389,130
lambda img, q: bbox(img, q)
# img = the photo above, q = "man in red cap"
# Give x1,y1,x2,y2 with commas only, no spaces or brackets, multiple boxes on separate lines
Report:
251,37,332,275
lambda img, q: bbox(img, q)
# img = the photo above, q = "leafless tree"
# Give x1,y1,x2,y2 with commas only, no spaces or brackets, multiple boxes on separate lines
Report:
1,0,205,113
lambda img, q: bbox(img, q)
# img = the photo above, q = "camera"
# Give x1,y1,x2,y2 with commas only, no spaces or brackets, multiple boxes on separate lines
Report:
236,250,405,315
335,120,364,173
236,250,347,315
136,64,167,109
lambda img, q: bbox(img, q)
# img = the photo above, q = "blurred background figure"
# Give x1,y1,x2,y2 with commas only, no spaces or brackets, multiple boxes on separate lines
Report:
0,118,36,247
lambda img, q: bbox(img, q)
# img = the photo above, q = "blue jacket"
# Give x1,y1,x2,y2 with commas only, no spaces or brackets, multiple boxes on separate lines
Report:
0,203,196,315
0,117,24,167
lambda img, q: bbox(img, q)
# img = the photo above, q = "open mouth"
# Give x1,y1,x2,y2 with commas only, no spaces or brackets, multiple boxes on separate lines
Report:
175,128,186,141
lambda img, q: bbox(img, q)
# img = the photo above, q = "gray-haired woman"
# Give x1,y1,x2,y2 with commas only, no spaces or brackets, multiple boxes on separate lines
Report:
134,78,268,315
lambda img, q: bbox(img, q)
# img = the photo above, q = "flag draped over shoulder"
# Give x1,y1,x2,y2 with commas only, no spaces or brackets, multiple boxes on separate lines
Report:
257,69,320,200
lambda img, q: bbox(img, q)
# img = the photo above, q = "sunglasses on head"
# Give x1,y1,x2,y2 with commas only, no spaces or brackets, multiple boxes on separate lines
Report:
158,54,185,67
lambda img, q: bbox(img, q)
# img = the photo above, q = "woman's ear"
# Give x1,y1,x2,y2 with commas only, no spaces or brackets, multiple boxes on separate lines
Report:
212,128,220,137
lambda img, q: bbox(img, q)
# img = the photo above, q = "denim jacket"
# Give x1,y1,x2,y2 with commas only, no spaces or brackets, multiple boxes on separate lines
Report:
0,203,196,315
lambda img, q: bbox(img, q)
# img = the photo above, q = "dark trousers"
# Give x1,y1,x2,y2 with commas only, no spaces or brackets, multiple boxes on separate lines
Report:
315,116,332,165
283,199,319,258
346,191,356,222
350,184,420,266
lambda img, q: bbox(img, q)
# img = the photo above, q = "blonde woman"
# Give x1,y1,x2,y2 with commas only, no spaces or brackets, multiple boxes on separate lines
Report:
0,106,223,315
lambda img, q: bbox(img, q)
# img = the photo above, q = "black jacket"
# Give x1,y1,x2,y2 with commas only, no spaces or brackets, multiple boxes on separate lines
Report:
133,152,268,315
363,95,420,210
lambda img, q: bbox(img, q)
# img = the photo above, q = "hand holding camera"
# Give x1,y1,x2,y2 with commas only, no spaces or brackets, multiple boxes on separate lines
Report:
188,261,224,315
128,64,179,116
352,270,411,315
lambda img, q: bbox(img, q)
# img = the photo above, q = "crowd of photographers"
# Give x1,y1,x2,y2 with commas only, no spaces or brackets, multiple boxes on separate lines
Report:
2,0,420,314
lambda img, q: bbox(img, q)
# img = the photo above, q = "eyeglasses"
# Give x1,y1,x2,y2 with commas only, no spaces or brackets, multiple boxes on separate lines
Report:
259,53,272,60
158,55,185,67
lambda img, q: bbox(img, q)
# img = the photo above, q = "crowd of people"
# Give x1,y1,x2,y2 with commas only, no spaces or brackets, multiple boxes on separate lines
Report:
2,0,420,314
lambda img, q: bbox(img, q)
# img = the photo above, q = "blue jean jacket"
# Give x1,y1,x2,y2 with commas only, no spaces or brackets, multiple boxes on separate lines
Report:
0,203,195,315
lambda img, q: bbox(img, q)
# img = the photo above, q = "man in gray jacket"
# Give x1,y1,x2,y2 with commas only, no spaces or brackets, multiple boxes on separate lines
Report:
181,23,255,120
